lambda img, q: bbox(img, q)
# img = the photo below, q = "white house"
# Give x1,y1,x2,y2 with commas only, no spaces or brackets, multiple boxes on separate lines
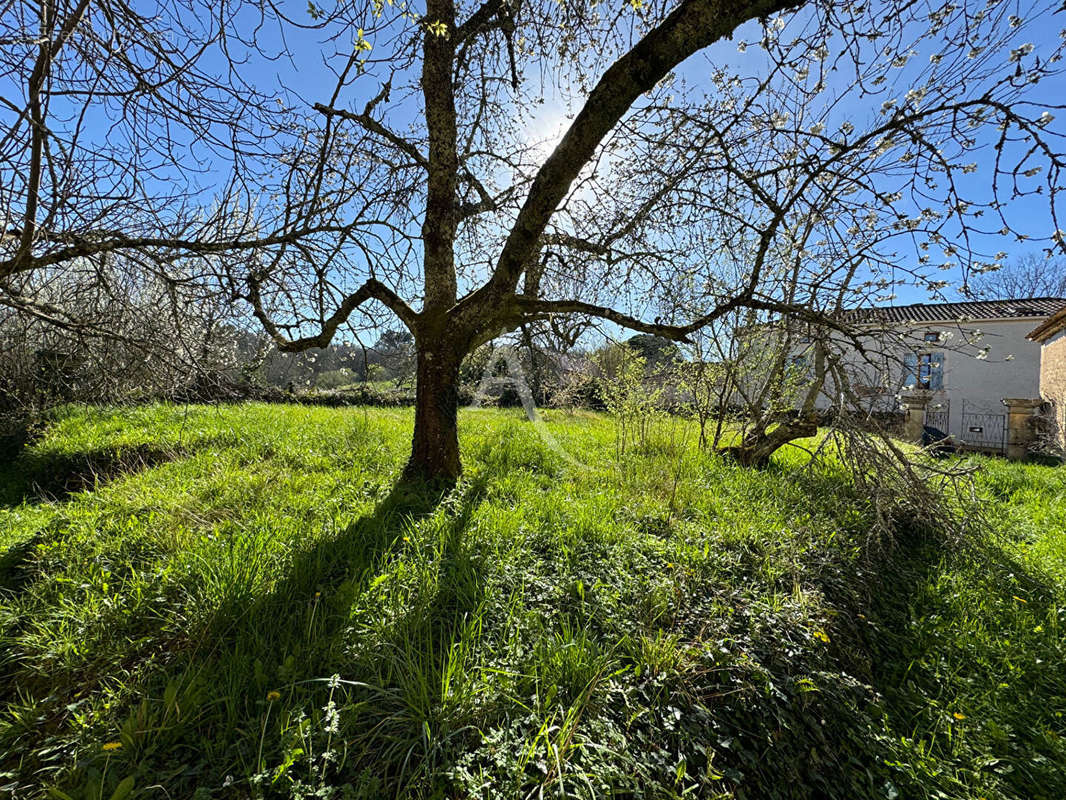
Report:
813,297,1066,451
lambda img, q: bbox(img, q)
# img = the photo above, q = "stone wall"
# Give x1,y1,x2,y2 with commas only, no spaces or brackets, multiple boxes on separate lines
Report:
1039,329,1066,451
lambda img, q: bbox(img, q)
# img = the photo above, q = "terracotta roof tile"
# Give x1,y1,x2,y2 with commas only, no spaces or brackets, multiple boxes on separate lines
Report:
843,297,1066,325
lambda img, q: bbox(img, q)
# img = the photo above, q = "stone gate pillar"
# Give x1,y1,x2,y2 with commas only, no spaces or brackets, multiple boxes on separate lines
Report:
1003,398,1043,461
901,392,931,444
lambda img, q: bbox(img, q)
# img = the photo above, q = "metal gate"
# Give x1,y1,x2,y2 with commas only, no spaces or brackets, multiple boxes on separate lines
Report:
925,401,949,434
960,400,1006,453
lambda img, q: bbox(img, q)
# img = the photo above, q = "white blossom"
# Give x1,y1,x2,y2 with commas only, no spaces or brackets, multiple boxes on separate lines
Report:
1009,43,1034,63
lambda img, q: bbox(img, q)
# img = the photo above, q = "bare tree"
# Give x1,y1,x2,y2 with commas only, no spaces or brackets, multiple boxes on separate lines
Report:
0,254,240,431
2,0,1064,480
971,252,1066,299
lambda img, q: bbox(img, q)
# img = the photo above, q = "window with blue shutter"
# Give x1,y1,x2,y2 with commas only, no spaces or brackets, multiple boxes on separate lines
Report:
930,351,944,390
902,352,918,388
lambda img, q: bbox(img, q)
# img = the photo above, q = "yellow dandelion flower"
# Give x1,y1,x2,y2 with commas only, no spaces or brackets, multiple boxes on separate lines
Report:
953,712,966,721
267,690,281,702
813,630,830,643
102,741,122,751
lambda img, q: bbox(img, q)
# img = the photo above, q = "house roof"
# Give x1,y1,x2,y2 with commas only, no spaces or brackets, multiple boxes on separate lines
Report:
843,297,1066,325
1028,304,1066,343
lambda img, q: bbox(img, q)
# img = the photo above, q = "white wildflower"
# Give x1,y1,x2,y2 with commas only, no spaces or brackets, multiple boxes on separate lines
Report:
323,700,340,734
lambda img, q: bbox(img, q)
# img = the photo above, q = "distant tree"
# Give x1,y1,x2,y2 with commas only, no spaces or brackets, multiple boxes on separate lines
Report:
971,253,1066,300
625,335,682,370
371,329,417,384
315,368,357,390
0,255,238,427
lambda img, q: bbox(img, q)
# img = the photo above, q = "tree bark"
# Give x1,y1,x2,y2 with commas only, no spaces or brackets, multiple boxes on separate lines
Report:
721,416,818,468
404,345,463,484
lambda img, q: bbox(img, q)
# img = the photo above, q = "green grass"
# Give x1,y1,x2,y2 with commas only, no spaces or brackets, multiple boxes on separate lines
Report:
0,403,1063,799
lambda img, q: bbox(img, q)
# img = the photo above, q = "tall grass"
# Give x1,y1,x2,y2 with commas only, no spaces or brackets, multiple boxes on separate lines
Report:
0,403,1062,799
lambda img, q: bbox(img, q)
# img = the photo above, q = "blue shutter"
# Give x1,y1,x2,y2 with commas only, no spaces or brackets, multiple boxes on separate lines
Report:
930,352,944,390
902,352,918,388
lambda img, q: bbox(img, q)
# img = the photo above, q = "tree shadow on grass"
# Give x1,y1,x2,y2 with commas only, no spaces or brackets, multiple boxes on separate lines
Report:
0,443,187,508
699,457,1065,800
68,473,494,796
813,515,1065,800
4,473,493,795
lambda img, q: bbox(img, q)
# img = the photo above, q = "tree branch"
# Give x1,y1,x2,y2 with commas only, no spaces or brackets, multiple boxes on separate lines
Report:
313,101,428,168
247,276,418,352
467,0,799,312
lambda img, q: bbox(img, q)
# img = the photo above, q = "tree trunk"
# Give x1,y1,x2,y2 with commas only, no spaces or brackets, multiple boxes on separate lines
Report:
404,346,462,484
721,415,818,468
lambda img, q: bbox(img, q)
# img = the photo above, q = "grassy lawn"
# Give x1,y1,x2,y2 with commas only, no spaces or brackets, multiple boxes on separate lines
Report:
1,404,1064,799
